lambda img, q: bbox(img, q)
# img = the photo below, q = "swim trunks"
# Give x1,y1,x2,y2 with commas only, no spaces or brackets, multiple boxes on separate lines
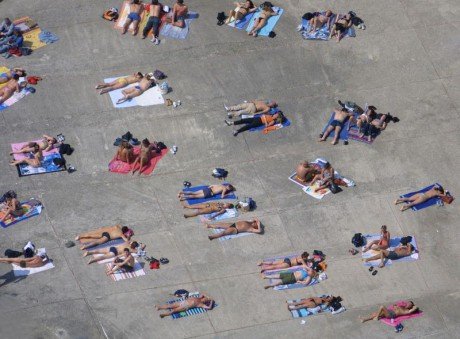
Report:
202,186,213,198
330,120,344,128
134,85,141,91
387,309,396,319
101,232,111,241
229,223,239,234
176,15,186,22
128,12,141,21
121,264,134,271
279,272,296,285
109,247,118,256
387,251,401,260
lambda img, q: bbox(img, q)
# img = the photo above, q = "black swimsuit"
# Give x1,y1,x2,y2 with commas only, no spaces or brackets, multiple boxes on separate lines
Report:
102,232,111,241
229,223,239,234
109,247,118,256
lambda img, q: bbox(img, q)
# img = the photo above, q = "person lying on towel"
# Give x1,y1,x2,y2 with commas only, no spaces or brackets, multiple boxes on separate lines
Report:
319,107,354,145
360,300,418,323
248,3,278,37
362,225,391,252
309,162,334,192
115,140,136,164
206,219,262,240
262,265,318,289
307,10,333,33
122,0,144,35
0,192,24,223
95,72,143,95
9,143,42,168
0,252,48,268
258,252,310,273
225,111,285,136
224,99,277,119
394,185,447,211
287,295,341,311
363,237,415,268
0,74,26,104
156,293,215,318
178,184,235,201
76,225,134,250
83,240,145,264
10,135,58,156
329,13,352,42
182,201,234,219
106,248,135,275
117,73,156,104
0,67,26,84
296,161,320,184
225,1,257,24
165,0,189,28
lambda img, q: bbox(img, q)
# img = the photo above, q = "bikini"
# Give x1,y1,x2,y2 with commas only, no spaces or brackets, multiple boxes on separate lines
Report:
229,223,239,234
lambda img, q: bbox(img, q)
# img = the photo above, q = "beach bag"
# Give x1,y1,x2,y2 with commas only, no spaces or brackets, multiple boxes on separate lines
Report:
20,47,32,56
330,182,341,194
330,299,343,311
59,143,74,156
352,233,365,248
5,249,22,258
102,8,119,21
212,168,228,179
8,46,22,57
153,70,166,80
217,12,226,25
149,259,160,269
174,289,189,298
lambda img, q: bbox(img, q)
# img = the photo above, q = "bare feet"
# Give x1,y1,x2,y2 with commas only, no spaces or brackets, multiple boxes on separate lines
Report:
394,199,400,205
80,246,86,250
75,236,80,241
264,286,271,289
205,223,212,229
318,138,325,142
82,251,89,257
378,263,385,268
331,140,338,145
400,205,408,211
208,236,214,241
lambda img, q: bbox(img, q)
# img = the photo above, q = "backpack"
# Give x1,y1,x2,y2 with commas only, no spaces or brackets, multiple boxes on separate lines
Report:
102,9,119,21
153,70,166,80
217,12,226,26
238,197,255,212
352,233,365,248
4,249,23,258
59,143,74,156
174,289,189,298
212,168,228,179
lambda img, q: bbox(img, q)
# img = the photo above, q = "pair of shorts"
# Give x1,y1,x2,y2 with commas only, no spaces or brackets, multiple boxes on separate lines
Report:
279,272,296,285
202,187,213,198
121,264,134,272
330,120,344,128
109,247,118,256
386,251,400,260
102,232,111,241
128,12,141,21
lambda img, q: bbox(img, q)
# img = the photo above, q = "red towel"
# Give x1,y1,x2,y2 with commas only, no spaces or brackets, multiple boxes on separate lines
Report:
109,147,167,175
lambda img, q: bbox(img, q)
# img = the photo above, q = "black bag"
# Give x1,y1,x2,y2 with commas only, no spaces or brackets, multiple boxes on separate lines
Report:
352,233,365,247
217,12,226,25
157,142,167,150
5,249,22,258
24,247,35,258
174,289,189,298
268,31,276,38
59,143,74,156
313,250,325,258
53,157,66,168
330,299,342,311
400,236,413,245
302,12,316,21
330,182,341,194
212,168,228,179
121,131,133,141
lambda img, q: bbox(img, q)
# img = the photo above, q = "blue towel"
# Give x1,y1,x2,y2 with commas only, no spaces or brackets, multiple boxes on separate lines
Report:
247,107,291,132
246,7,283,37
160,12,198,40
18,153,66,177
228,12,255,29
400,184,444,211
0,201,42,228
288,297,331,318
300,14,355,41
182,184,237,205
321,112,350,140
39,30,59,44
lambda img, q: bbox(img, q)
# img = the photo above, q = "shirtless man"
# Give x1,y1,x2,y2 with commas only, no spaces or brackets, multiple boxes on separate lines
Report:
363,225,390,252
248,4,278,37
166,0,188,28
395,185,447,211
0,194,24,223
287,295,339,311
178,184,235,201
310,162,334,192
258,252,310,272
106,248,135,275
295,161,319,184
206,219,262,240
360,301,418,323
143,0,163,45
182,202,234,219
0,255,47,268
0,67,26,84
76,225,134,249
115,140,135,164
225,100,277,119
319,107,354,145
263,266,317,289
225,1,257,24
156,294,215,318
0,74,25,104
122,0,143,35
130,138,160,175
95,72,143,95
329,13,352,42
10,144,42,168
308,10,333,33
10,135,58,155
363,242,414,268
83,240,145,264
117,74,156,104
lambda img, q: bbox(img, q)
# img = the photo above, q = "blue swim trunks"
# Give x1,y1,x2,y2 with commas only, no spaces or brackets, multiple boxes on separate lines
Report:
128,12,141,21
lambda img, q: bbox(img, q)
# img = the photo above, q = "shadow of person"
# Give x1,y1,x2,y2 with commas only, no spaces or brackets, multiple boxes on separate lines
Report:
0,270,27,287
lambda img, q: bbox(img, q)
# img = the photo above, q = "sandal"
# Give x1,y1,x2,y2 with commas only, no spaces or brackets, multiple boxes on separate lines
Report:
368,266,373,272
372,270,378,276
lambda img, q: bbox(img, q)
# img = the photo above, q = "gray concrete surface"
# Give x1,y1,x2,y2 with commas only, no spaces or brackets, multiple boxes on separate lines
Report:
0,0,459,338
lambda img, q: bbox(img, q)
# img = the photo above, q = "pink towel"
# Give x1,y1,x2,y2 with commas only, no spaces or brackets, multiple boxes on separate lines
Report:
109,148,167,175
380,303,423,327
11,140,58,160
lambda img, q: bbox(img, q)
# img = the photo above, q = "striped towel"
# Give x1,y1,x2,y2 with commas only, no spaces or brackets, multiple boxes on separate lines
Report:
166,292,217,319
106,260,145,281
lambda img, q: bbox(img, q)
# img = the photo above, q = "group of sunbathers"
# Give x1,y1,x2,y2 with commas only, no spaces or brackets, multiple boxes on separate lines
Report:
8,134,58,168
114,137,163,174
295,160,335,192
0,18,25,54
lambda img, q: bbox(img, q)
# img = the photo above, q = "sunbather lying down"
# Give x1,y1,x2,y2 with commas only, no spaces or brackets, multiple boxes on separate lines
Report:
76,224,134,250
262,265,317,289
394,185,447,211
329,14,352,42
83,240,145,264
347,105,399,141
182,201,234,219
178,184,235,201
0,75,26,104
225,1,257,24
359,301,418,323
156,293,215,318
10,135,58,154
308,10,333,33
206,219,262,240
117,73,156,104
95,72,143,95
0,67,26,84
363,239,414,268
10,144,42,168
258,252,310,272
287,295,341,311
319,107,354,145
247,4,279,37
0,254,48,268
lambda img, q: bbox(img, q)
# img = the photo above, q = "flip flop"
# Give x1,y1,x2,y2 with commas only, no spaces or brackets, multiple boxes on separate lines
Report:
372,270,378,276
368,266,374,272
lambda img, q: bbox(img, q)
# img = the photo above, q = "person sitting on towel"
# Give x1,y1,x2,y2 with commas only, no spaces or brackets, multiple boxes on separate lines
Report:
130,138,161,175
394,185,447,211
0,29,23,54
76,225,134,250
0,18,15,38
224,99,277,119
363,238,414,268
106,248,135,275
165,0,189,28
307,10,333,33
0,254,47,268
225,1,257,24
258,252,310,272
206,219,262,240
0,67,26,84
362,225,390,253
10,135,58,156
83,240,145,264
9,143,43,168
0,74,25,104
178,184,235,201
122,0,144,35
95,72,143,95
319,107,354,145
225,111,284,136
295,161,319,184
115,140,135,164
360,300,418,323
309,162,334,192
248,3,278,37
262,265,318,289
156,293,215,318
117,73,156,104
287,295,341,311
0,193,24,223
182,201,234,219
329,13,352,42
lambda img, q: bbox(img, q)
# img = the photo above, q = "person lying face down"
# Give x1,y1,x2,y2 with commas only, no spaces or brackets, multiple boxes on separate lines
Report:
319,107,354,145
95,72,143,95
295,161,319,184
287,295,342,311
363,239,414,268
122,0,144,35
258,252,310,273
225,1,257,24
360,300,418,323
83,240,146,264
206,219,262,240
106,248,135,275
262,265,318,289
0,254,48,268
225,99,277,119
394,185,447,211
178,184,235,201
156,293,215,318
76,225,134,250
182,201,234,219
362,225,390,253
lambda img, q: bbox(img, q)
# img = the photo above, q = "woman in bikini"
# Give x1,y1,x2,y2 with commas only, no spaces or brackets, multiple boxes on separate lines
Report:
308,10,333,33
360,301,418,323
182,201,234,218
258,252,310,272
0,194,24,223
287,295,339,311
363,225,390,252
117,74,156,104
130,138,159,175
115,140,135,164
122,0,144,35
248,4,278,37
0,74,25,104
95,72,143,95
178,184,235,201
10,144,42,168
0,68,26,84
83,240,144,264
394,185,447,211
329,13,353,42
225,1,257,24
310,162,335,192
206,219,262,240
10,135,58,155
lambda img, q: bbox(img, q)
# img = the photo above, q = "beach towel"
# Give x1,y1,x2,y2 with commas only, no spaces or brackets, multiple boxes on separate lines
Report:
106,259,145,281
267,267,319,290
288,298,330,318
199,208,238,222
300,14,355,41
13,17,52,50
210,227,254,241
227,11,255,29
0,200,42,228
246,7,283,37
362,235,419,267
0,86,32,111
105,76,165,108
182,184,237,205
321,112,350,141
0,66,9,89
12,259,54,277
243,107,291,134
109,147,167,175
16,152,66,177
400,184,446,211
114,1,147,33
380,309,423,327
160,12,198,40
166,292,217,319
11,140,58,161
